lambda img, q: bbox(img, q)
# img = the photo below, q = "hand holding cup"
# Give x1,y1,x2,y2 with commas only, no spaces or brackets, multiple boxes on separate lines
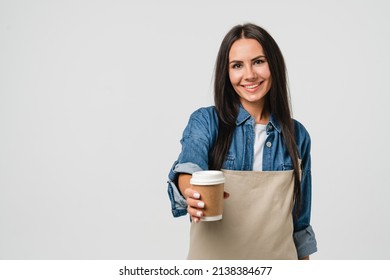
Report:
189,171,226,222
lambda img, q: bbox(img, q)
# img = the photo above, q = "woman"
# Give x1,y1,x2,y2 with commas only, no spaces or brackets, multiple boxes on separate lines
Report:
167,23,317,260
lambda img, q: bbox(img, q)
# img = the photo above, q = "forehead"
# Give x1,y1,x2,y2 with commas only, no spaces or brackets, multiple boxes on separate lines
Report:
229,38,264,60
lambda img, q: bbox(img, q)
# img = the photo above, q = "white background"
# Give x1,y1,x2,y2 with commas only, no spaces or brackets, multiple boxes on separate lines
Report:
1,0,389,259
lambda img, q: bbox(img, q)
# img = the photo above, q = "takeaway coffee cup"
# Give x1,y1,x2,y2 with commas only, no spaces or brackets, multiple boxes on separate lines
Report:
190,170,225,221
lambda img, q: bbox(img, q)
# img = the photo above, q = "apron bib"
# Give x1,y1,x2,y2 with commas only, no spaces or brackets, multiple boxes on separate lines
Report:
187,170,298,260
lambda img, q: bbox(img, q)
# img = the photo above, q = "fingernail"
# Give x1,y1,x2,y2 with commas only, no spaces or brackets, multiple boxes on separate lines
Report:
196,211,203,217
193,192,200,199
197,201,205,208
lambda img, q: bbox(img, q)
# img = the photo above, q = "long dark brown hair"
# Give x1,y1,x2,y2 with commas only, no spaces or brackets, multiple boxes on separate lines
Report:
209,23,301,214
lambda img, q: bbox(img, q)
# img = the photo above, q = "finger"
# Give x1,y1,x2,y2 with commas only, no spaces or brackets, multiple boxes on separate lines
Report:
187,205,204,219
192,216,200,223
187,197,205,209
184,188,201,199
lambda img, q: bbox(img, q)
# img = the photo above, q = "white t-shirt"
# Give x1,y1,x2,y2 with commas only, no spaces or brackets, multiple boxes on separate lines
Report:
253,124,267,171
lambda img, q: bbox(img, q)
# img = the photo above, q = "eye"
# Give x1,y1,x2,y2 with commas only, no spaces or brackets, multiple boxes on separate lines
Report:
254,59,265,65
231,63,242,69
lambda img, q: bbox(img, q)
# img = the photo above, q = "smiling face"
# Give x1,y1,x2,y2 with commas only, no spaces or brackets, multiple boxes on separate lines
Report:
228,38,272,113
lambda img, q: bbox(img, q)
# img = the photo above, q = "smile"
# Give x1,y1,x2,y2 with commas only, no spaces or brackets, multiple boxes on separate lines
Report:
243,82,261,89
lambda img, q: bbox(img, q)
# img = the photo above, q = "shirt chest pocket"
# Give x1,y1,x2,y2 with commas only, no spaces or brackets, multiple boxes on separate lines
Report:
281,158,302,171
282,159,293,171
223,154,235,170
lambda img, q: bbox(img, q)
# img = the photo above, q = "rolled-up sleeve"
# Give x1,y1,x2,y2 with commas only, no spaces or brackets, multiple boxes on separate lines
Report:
167,108,216,217
293,225,317,259
293,121,318,257
167,162,203,217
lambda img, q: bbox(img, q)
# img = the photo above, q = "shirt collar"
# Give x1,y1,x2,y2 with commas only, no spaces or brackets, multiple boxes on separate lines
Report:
268,114,282,133
236,105,252,125
236,105,282,133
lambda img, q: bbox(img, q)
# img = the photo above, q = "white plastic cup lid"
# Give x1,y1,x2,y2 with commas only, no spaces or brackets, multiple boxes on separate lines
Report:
190,170,225,185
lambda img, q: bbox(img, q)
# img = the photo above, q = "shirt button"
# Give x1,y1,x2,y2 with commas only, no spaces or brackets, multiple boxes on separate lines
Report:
268,124,273,130
266,141,272,148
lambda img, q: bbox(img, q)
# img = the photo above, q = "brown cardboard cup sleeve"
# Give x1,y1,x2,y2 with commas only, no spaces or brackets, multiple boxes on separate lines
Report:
190,171,225,221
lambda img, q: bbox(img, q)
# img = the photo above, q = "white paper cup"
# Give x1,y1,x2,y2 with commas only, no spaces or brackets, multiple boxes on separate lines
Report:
190,171,225,221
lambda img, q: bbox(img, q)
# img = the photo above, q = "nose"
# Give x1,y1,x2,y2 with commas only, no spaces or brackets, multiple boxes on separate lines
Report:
244,66,257,81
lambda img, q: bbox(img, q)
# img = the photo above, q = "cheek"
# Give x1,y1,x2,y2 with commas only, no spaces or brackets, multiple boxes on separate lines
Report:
264,67,272,79
264,74,272,91
266,79,272,91
228,71,240,85
266,70,272,80
267,74,272,89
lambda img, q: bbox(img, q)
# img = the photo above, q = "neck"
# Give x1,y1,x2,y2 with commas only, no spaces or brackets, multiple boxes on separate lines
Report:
241,101,269,124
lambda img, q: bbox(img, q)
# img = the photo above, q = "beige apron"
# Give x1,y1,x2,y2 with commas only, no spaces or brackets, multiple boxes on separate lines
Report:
187,169,298,260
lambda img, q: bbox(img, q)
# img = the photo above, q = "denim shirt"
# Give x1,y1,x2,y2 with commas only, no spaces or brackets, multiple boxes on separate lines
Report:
167,105,317,258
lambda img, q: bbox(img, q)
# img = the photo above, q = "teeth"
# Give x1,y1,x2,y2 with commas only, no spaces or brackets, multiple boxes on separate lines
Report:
244,83,259,89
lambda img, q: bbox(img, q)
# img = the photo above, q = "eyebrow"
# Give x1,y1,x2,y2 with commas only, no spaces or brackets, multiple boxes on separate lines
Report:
229,55,266,65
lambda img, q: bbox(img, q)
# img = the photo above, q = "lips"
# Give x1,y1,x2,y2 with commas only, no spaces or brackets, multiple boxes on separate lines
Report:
244,83,260,89
242,81,264,91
